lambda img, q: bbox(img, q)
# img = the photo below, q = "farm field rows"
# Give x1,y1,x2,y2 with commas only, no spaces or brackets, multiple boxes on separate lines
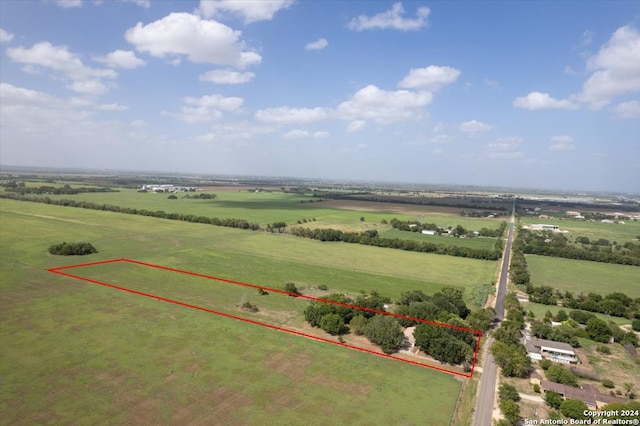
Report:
0,198,489,425
526,254,640,299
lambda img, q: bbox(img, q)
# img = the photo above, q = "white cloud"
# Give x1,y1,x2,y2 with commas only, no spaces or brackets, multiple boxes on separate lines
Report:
197,0,294,24
121,0,150,8
305,38,328,51
336,84,432,123
125,12,261,69
167,93,244,123
348,2,430,32
67,80,108,96
459,120,492,133
7,42,117,95
549,135,576,151
199,68,255,84
513,92,577,110
55,0,82,7
0,28,14,43
282,129,329,139
94,50,146,69
397,66,461,90
564,65,577,75
612,100,640,119
347,120,366,133
98,103,129,111
484,79,500,88
486,136,524,159
255,106,328,124
578,25,640,109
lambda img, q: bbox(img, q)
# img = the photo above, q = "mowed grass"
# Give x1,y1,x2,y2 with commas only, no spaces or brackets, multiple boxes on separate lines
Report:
519,216,640,245
380,229,498,251
526,254,640,298
0,199,488,425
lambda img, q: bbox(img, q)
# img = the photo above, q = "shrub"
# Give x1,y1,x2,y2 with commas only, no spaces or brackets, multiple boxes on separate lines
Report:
167,194,177,199
533,384,541,393
284,282,300,295
545,390,563,409
546,364,579,387
48,242,98,256
318,284,328,291
602,379,615,389
258,288,269,296
632,319,640,332
499,383,520,402
539,359,552,370
597,345,611,355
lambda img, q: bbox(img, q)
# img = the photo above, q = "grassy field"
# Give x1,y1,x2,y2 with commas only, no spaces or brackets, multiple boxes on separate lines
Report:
519,216,640,245
526,254,640,299
39,188,505,231
379,229,497,251
0,198,495,425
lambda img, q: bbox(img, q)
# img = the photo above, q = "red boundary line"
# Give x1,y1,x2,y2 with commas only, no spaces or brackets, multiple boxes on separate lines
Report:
49,258,482,378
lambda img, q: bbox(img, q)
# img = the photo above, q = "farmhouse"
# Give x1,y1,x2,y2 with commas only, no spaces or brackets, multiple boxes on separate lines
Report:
525,337,579,364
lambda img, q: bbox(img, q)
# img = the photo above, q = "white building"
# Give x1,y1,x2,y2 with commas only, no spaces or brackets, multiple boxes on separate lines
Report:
421,230,437,235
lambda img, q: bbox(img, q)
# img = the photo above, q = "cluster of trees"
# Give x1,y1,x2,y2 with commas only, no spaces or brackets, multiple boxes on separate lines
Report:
182,193,216,199
527,285,640,320
516,229,640,266
490,294,532,378
303,292,404,353
394,288,487,366
0,193,261,231
48,242,98,256
496,384,520,426
266,222,287,233
460,210,507,218
389,218,507,239
289,226,501,260
532,309,638,347
3,182,117,195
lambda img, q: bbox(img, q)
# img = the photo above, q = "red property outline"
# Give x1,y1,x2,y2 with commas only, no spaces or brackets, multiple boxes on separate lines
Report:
48,258,482,378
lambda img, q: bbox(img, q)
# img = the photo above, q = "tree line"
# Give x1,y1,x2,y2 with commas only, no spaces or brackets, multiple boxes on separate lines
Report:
516,228,640,266
312,192,510,211
289,226,502,260
2,182,118,195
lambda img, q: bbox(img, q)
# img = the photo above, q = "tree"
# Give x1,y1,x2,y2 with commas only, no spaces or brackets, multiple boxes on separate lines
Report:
546,364,578,387
557,310,568,322
466,308,493,332
544,390,563,409
632,319,640,332
364,315,404,354
499,383,520,402
319,314,345,335
167,194,177,199
585,317,613,343
498,399,520,426
560,399,588,420
284,282,300,296
349,315,368,335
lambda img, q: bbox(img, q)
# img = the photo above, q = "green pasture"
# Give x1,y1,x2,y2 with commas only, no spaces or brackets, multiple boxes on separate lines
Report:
0,198,489,424
526,254,640,299
37,188,504,231
379,229,497,251
523,302,630,326
519,216,640,245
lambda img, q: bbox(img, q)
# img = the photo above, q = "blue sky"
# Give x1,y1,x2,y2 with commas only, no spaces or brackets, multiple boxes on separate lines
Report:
1,1,639,193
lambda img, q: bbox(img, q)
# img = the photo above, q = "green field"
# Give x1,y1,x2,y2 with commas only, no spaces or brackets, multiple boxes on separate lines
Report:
519,216,640,245
1,198,494,424
380,229,497,251
40,188,504,231
526,254,640,298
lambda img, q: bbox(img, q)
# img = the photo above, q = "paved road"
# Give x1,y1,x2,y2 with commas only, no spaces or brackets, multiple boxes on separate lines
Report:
473,203,515,426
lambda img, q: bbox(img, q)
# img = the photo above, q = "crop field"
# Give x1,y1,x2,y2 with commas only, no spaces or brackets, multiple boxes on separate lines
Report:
519,216,640,245
526,254,640,299
41,188,505,231
0,198,495,424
